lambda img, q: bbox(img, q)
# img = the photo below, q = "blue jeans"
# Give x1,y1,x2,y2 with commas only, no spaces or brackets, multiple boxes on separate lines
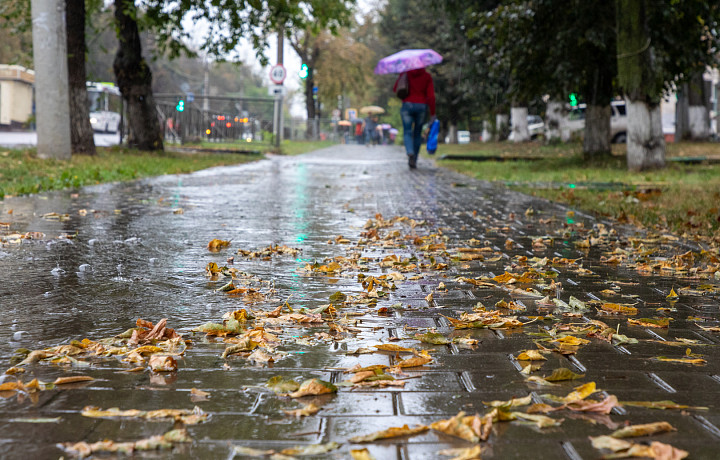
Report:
401,102,427,156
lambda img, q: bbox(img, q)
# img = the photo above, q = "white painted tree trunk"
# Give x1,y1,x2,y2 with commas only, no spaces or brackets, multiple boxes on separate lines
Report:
510,107,529,142
31,0,71,160
495,114,509,141
626,99,665,171
482,120,491,142
688,106,710,140
545,101,564,141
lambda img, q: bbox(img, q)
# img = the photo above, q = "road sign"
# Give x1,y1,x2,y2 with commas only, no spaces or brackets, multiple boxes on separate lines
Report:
269,65,287,85
268,84,287,97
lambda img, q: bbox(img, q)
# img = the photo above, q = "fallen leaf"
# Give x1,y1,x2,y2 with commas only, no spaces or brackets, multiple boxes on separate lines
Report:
483,394,532,408
430,412,492,443
415,331,451,345
437,445,483,460
280,442,340,456
396,356,433,368
620,400,707,411
544,368,585,382
266,376,301,393
284,403,320,417
349,424,429,443
148,355,178,372
208,239,231,251
190,388,210,401
289,379,337,398
516,350,547,361
563,395,622,414
611,421,676,438
53,376,94,385
374,344,417,353
351,447,377,460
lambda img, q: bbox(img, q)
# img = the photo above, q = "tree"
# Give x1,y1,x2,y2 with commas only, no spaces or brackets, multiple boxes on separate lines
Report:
66,0,96,155
113,0,163,151
616,0,720,171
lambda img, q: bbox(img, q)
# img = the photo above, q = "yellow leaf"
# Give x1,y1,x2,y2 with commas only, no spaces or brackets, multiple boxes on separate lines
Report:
53,376,94,385
350,448,377,460
207,239,231,251
516,350,547,361
600,303,638,315
289,379,337,398
483,394,532,408
349,424,429,443
562,382,597,403
396,356,433,368
666,288,679,299
611,421,676,439
430,412,492,443
374,344,416,353
551,336,590,346
437,445,483,460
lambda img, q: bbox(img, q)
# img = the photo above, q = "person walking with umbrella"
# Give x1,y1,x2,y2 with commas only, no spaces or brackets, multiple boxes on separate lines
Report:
376,49,441,169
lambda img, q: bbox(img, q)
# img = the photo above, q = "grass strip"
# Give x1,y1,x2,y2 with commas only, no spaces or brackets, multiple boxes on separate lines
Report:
435,141,720,242
0,146,260,199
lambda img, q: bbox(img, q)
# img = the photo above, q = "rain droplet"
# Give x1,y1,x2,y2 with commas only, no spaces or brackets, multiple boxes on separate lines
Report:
12,331,27,341
78,264,90,272
51,266,65,276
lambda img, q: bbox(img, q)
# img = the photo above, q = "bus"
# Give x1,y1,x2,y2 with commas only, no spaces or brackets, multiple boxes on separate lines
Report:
87,82,121,133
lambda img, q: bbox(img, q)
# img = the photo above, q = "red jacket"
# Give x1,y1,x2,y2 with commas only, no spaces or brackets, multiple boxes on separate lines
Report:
394,68,436,116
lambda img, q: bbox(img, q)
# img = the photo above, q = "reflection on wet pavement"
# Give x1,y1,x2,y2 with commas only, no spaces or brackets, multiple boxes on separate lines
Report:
0,145,719,459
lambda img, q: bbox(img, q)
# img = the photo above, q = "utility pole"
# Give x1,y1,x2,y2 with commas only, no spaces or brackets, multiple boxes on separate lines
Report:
274,28,285,149
31,0,71,160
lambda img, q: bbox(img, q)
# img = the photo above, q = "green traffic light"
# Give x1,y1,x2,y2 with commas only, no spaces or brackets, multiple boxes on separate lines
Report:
569,93,578,107
176,100,185,112
298,64,308,80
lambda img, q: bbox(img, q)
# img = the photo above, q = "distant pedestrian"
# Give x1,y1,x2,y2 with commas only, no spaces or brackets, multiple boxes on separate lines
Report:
355,120,364,144
364,115,377,146
394,68,436,168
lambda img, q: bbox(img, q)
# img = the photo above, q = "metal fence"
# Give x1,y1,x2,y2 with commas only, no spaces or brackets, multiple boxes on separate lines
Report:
151,94,344,150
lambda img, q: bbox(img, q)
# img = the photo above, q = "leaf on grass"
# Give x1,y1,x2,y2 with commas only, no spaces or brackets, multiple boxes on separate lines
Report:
430,411,492,443
620,400,707,411
516,350,547,361
289,379,337,398
544,368,585,382
437,445,482,460
284,403,320,418
611,421,676,439
483,394,532,408
53,376,94,385
349,424,429,443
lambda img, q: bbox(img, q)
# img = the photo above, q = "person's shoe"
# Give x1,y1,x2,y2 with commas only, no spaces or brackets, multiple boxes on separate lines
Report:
408,154,417,169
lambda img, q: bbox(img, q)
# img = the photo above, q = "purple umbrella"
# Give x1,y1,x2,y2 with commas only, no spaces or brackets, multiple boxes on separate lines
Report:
374,49,443,74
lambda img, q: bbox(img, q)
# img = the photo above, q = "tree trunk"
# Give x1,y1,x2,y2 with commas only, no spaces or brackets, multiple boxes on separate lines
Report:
510,106,529,142
31,0,71,160
583,104,611,156
545,101,563,142
113,0,163,151
304,74,316,139
688,72,709,140
447,123,457,144
675,83,689,140
66,0,96,155
626,99,665,170
616,0,664,171
495,114,509,141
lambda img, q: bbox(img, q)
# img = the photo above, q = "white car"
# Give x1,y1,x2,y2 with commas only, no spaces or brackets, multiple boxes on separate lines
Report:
508,115,545,140
567,100,627,143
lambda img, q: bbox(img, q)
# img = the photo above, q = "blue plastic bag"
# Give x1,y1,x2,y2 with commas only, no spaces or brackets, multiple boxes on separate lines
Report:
426,119,440,154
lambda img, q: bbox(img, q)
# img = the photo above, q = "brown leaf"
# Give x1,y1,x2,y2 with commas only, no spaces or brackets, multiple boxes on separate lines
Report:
349,424,428,443
148,355,178,372
611,421,676,439
289,379,337,398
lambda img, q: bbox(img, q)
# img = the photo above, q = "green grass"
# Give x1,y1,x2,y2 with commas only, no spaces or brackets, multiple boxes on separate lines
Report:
279,140,338,156
436,141,720,241
0,146,259,199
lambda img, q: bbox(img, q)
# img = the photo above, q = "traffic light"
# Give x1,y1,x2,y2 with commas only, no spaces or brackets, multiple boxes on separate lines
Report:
176,99,185,112
298,63,309,79
569,93,578,107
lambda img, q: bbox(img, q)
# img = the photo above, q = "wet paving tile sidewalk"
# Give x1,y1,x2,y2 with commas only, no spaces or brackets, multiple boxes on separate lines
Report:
1,144,719,459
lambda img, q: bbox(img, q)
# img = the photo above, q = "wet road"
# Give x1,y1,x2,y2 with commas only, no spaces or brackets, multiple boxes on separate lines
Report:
1,145,719,459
